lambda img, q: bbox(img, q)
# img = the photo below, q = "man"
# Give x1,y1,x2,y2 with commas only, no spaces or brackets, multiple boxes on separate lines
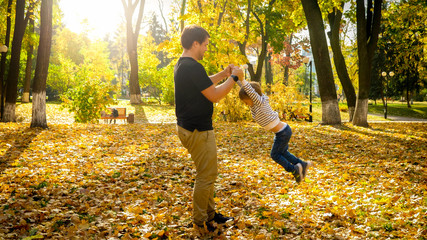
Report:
174,25,243,230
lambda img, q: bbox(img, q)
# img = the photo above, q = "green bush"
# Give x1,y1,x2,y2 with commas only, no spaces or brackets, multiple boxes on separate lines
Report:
161,65,175,105
414,89,427,101
61,80,115,123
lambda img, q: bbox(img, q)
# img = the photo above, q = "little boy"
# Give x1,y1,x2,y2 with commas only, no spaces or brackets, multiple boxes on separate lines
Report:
232,71,312,183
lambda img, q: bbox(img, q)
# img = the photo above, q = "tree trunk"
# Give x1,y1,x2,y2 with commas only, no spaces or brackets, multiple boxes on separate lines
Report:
252,26,268,83
283,34,293,86
237,0,251,80
158,0,169,33
22,18,35,103
327,7,356,121
121,0,145,104
265,52,273,86
180,0,186,32
127,37,141,104
0,0,13,118
243,1,274,83
3,0,28,122
353,0,382,127
406,76,411,108
301,0,341,125
31,0,53,129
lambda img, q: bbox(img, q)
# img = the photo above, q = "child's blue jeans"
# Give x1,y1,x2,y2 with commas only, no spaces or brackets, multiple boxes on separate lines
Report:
270,124,303,173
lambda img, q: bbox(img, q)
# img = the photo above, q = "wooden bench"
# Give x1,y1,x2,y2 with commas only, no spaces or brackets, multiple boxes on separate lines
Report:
100,107,127,123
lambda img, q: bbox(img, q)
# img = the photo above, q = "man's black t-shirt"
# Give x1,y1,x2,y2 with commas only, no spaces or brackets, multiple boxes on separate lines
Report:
174,57,213,131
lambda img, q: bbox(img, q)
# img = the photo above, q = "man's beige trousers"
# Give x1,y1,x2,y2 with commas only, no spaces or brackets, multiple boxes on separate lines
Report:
177,125,217,226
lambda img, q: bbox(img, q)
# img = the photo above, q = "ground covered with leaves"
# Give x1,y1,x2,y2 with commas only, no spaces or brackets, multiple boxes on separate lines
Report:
0,121,426,239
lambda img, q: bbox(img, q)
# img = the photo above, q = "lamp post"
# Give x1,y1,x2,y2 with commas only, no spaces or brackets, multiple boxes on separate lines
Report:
381,71,394,119
303,57,313,122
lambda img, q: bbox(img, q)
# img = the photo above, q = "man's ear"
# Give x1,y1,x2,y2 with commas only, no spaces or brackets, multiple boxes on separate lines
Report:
191,41,200,49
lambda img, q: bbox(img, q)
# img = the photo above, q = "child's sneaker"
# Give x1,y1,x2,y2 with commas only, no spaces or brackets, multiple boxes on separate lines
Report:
301,161,312,179
293,163,303,183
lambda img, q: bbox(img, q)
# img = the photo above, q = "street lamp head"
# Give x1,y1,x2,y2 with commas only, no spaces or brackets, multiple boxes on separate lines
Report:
382,72,387,77
0,45,8,53
389,71,394,77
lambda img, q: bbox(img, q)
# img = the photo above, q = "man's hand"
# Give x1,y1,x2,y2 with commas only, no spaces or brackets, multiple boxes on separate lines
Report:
224,64,234,78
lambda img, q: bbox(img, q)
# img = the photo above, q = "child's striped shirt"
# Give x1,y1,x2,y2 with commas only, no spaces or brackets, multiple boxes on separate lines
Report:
240,81,285,131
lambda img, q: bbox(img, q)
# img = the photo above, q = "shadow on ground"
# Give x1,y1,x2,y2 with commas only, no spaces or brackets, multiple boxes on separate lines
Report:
0,127,42,174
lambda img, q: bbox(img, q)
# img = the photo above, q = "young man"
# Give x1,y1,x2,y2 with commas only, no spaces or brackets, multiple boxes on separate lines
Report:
174,25,243,230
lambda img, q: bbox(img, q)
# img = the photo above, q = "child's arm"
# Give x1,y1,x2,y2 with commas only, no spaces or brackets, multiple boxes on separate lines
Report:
237,79,263,106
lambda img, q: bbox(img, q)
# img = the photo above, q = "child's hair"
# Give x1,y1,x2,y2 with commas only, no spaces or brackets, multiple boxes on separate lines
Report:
239,82,262,100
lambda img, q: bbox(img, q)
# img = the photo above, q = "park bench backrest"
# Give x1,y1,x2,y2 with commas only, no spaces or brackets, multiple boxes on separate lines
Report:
107,107,126,117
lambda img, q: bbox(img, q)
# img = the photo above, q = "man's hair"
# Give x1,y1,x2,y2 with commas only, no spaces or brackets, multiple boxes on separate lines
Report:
181,25,210,50
239,82,262,100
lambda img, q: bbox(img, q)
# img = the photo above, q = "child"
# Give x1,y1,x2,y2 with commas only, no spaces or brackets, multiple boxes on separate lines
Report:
233,72,312,183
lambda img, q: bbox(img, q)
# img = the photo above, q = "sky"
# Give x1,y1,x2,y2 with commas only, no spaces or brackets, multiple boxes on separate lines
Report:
58,0,175,40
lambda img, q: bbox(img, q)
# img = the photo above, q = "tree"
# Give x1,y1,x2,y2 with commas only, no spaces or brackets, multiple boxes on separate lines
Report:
0,0,13,118
352,0,382,127
31,0,53,128
271,34,309,86
242,0,273,83
47,28,88,97
3,0,37,122
378,0,426,107
22,18,35,103
138,34,162,104
185,0,299,83
121,0,145,104
157,0,169,33
149,14,169,68
180,0,186,32
327,5,357,121
109,23,129,98
235,0,292,83
301,0,341,125
62,41,116,123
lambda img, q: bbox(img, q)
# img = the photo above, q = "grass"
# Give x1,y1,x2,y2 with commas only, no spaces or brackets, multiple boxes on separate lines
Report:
310,101,427,122
14,99,427,125
368,101,427,119
15,100,176,124
311,102,386,122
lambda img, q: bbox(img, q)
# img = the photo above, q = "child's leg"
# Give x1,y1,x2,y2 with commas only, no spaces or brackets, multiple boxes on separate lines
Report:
282,150,303,165
271,125,299,173
277,125,304,165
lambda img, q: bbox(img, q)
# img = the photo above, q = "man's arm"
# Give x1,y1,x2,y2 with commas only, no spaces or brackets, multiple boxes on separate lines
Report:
202,77,236,103
209,64,233,85
209,71,228,85
202,67,243,103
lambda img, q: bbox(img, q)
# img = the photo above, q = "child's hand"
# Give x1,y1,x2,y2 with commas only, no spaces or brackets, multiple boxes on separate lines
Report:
232,67,244,81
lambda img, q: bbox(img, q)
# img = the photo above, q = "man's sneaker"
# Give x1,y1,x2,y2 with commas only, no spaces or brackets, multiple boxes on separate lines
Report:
301,161,312,179
292,163,303,183
212,212,234,224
